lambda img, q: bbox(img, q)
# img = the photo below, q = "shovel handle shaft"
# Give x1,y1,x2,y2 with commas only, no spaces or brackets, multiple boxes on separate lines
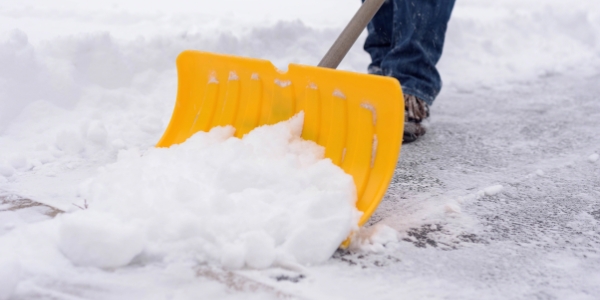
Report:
318,0,385,69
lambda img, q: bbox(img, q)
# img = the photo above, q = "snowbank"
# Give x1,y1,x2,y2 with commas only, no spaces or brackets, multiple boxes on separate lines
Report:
440,0,600,92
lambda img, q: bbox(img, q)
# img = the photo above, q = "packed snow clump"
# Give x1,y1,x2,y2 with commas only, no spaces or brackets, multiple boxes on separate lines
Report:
63,113,360,269
475,184,504,199
350,224,398,253
58,210,146,268
483,185,503,196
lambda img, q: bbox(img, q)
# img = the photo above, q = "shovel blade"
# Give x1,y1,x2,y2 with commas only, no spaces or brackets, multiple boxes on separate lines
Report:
157,51,404,227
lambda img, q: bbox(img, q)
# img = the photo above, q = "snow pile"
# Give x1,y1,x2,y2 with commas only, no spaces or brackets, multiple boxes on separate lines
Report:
350,224,399,253
1,113,359,279
70,113,359,269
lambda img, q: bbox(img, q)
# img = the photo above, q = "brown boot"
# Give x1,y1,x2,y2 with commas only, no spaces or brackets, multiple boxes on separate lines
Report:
403,94,429,143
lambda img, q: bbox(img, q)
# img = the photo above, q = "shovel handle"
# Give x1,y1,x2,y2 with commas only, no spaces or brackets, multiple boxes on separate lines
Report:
318,0,385,69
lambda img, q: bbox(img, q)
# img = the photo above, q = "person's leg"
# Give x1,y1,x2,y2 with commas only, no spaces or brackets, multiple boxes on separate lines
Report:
382,0,455,106
362,0,394,75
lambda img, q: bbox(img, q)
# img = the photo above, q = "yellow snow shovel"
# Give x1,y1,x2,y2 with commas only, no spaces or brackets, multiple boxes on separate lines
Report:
157,0,404,237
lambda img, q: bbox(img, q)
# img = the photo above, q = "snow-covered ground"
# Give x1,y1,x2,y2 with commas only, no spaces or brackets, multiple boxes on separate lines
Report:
1,0,600,299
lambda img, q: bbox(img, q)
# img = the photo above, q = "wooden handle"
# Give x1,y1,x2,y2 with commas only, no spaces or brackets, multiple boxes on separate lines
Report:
318,0,385,69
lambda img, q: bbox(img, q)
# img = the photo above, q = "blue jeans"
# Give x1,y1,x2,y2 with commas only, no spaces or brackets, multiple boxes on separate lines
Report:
363,0,455,106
